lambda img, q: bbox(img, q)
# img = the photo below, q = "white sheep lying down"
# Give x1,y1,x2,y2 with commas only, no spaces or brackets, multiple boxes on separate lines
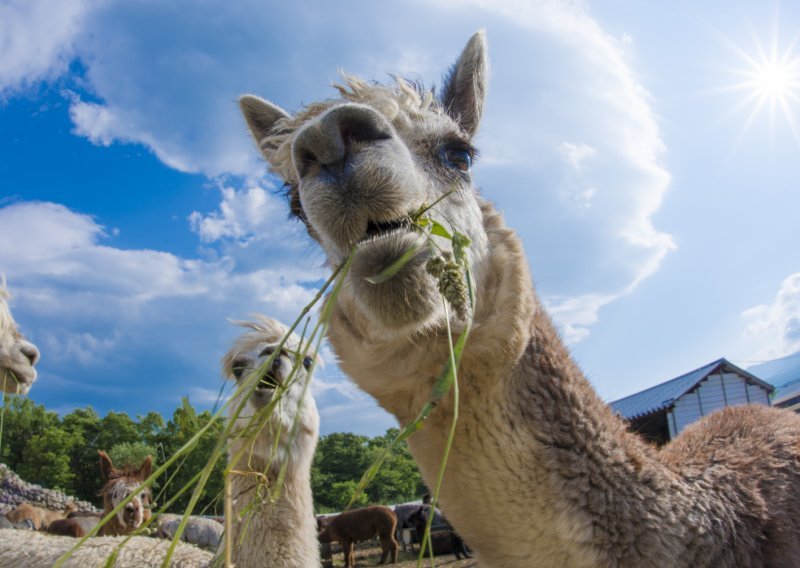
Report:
0,529,212,568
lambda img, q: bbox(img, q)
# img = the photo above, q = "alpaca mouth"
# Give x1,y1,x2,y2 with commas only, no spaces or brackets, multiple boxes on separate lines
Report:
2,368,35,395
360,217,412,243
258,374,280,391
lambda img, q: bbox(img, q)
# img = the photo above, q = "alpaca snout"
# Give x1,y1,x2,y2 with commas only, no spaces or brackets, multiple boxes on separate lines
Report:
122,501,144,527
292,104,392,181
19,340,40,366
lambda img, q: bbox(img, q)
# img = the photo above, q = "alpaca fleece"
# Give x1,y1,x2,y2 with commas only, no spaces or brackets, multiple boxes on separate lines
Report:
239,31,800,568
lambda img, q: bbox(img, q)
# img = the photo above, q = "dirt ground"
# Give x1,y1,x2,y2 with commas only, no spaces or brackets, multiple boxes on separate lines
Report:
324,541,479,567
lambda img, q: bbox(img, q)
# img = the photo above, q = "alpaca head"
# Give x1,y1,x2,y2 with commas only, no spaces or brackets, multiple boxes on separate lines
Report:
0,280,40,395
98,450,153,532
240,32,491,337
222,316,320,473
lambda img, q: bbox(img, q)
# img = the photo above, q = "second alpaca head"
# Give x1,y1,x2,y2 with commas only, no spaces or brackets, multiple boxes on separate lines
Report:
98,450,153,535
222,315,320,474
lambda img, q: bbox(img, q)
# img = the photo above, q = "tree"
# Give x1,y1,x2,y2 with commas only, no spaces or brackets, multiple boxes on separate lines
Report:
17,425,77,492
96,411,139,453
0,397,59,470
61,406,102,503
156,400,225,515
136,411,166,449
364,429,425,504
109,441,157,469
312,432,371,511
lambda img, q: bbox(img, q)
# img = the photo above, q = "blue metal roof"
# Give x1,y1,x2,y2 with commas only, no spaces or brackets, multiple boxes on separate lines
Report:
609,358,774,420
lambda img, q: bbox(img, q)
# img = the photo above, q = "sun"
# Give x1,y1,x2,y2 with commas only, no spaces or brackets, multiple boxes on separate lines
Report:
742,48,800,110
753,59,799,100
720,30,800,146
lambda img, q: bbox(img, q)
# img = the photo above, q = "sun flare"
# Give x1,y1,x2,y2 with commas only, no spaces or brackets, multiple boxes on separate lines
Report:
720,30,800,146
747,53,800,104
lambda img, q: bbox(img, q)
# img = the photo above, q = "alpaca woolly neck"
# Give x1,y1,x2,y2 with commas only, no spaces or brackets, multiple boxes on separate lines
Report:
328,200,800,567
227,465,320,568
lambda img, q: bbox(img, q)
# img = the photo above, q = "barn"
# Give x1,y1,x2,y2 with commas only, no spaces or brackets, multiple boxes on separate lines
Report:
610,358,774,445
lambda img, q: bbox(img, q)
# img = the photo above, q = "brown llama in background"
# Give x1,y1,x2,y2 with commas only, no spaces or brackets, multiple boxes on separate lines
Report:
318,505,398,567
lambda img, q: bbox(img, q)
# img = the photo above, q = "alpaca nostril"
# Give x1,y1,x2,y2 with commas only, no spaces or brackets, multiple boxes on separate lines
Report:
20,343,39,366
293,105,391,180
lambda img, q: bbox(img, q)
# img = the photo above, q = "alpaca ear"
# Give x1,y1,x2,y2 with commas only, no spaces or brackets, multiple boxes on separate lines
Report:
240,95,290,147
98,451,114,480
139,455,153,479
440,30,489,138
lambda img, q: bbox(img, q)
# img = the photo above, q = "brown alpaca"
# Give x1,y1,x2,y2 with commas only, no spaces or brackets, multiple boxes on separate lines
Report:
5,502,77,530
239,31,800,567
317,506,398,567
46,517,86,538
97,451,153,536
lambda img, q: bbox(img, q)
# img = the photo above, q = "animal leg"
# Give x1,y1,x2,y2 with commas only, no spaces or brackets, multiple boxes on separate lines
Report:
379,541,388,564
342,539,354,567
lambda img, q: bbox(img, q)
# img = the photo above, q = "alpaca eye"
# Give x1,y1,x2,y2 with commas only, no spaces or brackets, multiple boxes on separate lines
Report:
440,146,472,172
303,357,313,370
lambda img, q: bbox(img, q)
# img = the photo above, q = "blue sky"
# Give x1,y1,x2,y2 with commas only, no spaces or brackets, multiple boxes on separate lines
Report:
1,0,798,436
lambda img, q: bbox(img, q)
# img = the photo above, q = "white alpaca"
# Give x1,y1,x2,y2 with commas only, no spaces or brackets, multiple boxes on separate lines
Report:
239,32,800,568
0,317,320,568
220,316,321,568
0,279,40,394
0,530,212,567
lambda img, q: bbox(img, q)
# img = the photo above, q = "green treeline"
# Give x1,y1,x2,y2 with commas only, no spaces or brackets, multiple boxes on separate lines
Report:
0,398,425,514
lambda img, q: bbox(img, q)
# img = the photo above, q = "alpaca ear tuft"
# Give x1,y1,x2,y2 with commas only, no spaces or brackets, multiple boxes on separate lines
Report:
240,95,290,145
440,30,489,138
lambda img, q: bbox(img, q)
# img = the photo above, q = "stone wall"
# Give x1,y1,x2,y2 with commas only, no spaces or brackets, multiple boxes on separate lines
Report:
0,463,98,515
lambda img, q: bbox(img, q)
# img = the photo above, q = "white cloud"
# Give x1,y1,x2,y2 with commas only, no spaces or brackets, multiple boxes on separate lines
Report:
189,180,283,243
0,0,95,96
41,329,119,366
0,0,682,426
5,1,675,349
0,201,325,413
545,292,615,344
450,0,675,341
742,272,800,360
558,142,598,211
559,142,596,172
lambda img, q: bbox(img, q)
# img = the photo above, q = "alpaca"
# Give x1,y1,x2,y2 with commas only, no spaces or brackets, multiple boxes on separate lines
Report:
47,511,102,538
46,518,87,538
97,450,153,536
221,315,321,568
239,31,800,567
0,529,212,567
407,505,469,560
392,503,422,552
0,279,39,394
317,505,398,567
5,502,77,530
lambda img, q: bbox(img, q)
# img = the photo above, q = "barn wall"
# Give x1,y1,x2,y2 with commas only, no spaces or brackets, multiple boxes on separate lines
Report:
673,390,702,434
671,372,771,437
